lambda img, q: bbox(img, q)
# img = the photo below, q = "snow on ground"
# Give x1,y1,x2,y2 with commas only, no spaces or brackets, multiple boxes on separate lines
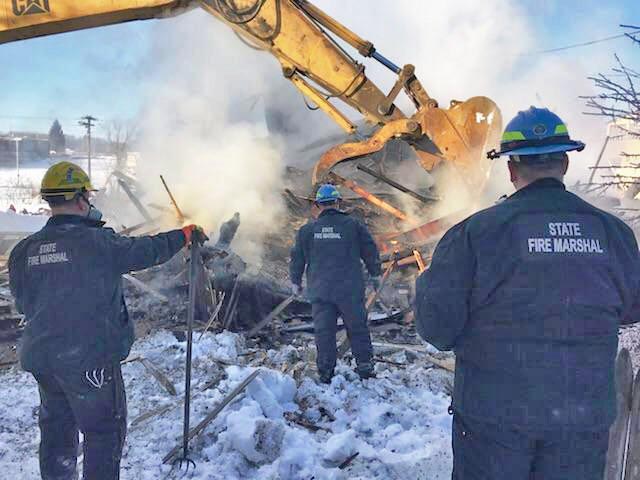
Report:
0,211,47,233
0,330,454,479
0,158,115,213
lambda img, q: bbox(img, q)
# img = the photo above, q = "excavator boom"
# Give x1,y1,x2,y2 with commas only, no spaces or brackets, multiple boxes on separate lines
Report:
0,1,193,42
0,0,502,195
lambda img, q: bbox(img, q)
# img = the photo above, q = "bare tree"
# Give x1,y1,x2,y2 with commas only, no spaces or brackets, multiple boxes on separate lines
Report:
583,26,640,136
106,119,138,170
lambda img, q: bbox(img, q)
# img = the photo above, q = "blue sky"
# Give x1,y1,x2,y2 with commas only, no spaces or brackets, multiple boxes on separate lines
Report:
0,0,638,137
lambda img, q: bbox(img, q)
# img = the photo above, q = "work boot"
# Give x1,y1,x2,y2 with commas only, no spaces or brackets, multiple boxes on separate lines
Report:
318,370,334,384
357,363,376,380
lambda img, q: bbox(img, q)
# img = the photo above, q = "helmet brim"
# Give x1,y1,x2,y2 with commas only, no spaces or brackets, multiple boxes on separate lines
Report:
492,141,585,158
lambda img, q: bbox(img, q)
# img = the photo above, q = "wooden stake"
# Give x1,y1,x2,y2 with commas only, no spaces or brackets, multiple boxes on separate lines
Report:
197,292,226,342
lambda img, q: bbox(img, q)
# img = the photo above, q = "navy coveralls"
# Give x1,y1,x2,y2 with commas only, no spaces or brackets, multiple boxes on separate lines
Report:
9,215,185,480
415,178,640,479
290,209,381,375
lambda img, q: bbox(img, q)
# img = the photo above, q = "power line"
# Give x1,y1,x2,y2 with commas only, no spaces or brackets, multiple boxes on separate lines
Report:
523,29,640,56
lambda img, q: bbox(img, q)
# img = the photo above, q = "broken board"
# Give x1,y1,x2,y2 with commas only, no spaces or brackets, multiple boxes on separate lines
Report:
624,368,640,480
606,348,634,480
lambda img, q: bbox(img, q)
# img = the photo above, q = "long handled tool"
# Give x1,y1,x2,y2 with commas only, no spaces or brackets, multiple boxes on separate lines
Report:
174,233,205,470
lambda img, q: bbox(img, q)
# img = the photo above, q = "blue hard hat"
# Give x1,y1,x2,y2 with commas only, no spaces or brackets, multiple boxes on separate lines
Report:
487,106,585,159
315,184,342,204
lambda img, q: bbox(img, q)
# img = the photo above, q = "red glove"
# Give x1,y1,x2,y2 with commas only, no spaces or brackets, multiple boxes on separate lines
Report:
181,224,207,245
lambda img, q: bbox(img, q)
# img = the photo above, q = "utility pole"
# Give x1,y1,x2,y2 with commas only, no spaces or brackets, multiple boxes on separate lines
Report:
78,115,98,180
13,137,21,184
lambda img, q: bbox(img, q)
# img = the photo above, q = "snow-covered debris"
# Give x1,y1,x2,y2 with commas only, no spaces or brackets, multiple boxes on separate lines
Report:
0,330,454,479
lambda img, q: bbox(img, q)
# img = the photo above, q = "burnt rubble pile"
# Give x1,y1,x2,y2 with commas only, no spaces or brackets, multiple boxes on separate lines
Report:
119,208,421,365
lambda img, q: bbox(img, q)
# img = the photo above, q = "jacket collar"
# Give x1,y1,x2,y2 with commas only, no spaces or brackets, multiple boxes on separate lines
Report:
46,214,105,228
510,177,566,200
319,208,346,218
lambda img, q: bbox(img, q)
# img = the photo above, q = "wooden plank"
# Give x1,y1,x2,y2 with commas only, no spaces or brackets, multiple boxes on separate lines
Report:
162,370,261,464
624,369,640,480
247,294,296,337
123,274,169,302
139,358,177,396
130,373,223,429
371,341,455,373
606,348,634,480
196,291,226,342
222,279,240,330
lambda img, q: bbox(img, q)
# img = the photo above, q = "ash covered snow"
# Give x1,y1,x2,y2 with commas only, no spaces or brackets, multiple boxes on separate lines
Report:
0,330,454,479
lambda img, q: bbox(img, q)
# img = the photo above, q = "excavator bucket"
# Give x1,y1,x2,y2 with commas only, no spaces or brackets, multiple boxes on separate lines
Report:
313,96,502,196
414,96,502,192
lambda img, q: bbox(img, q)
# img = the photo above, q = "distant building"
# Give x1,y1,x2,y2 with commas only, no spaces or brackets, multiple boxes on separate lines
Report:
0,132,49,167
604,120,640,199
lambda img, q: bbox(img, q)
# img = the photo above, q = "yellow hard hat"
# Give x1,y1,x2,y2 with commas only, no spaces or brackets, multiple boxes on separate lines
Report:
40,161,96,201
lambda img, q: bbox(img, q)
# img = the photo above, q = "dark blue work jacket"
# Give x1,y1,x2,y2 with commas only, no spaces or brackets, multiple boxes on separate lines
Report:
9,215,185,373
290,209,381,303
415,178,640,430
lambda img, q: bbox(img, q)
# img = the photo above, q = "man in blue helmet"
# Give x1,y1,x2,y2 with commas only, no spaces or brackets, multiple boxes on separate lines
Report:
290,184,381,383
414,107,640,479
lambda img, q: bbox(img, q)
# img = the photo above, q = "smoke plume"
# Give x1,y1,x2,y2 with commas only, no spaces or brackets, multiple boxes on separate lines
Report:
134,1,628,241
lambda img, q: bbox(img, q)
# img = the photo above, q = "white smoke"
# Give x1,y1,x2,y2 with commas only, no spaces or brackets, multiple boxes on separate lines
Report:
134,1,630,241
135,10,286,262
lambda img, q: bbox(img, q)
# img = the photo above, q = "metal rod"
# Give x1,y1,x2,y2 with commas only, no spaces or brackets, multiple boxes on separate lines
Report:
371,51,401,74
356,164,437,203
181,240,200,462
293,0,372,55
160,175,186,224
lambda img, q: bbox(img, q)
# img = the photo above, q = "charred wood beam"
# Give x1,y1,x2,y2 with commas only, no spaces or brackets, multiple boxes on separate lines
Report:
117,179,152,222
118,216,163,236
248,294,296,337
356,164,438,204
123,274,169,302
327,172,411,222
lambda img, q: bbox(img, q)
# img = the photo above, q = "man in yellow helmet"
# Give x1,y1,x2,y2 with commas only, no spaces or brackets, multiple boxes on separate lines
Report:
9,161,203,480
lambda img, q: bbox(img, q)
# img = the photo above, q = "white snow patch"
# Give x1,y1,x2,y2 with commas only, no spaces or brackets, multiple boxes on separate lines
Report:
323,429,357,463
0,210,47,233
0,330,454,479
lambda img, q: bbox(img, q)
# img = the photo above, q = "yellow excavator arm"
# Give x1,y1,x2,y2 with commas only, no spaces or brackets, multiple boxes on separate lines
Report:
0,0,501,192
